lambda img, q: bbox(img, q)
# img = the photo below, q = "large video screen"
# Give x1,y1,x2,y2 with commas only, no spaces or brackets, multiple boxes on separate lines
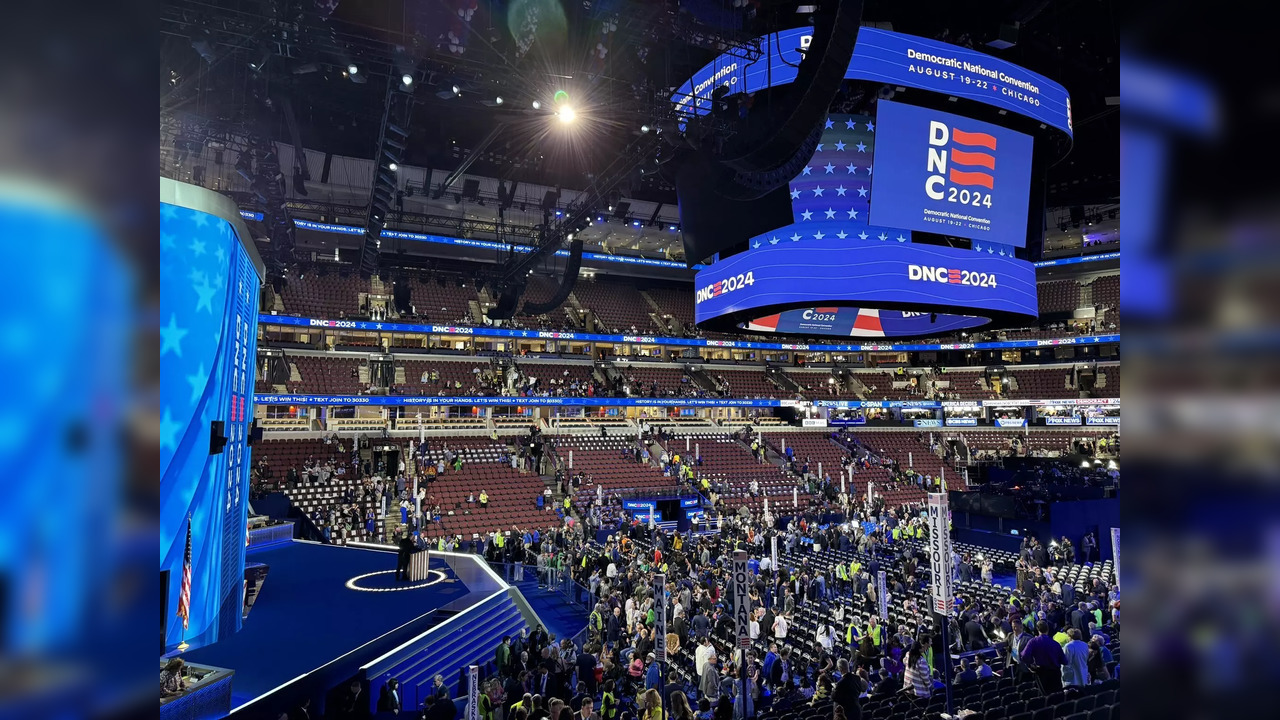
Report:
868,100,1034,247
160,190,261,652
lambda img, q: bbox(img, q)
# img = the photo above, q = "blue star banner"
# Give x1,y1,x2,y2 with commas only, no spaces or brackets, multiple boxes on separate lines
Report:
160,194,261,651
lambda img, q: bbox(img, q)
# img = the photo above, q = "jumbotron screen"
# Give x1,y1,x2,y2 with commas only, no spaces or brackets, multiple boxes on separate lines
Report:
869,100,1034,247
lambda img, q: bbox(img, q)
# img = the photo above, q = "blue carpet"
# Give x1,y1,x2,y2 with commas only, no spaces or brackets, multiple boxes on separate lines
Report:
514,579,589,643
182,542,471,709
991,571,1017,590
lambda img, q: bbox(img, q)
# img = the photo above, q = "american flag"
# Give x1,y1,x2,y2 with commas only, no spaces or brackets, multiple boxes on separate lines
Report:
177,515,192,630
764,112,911,248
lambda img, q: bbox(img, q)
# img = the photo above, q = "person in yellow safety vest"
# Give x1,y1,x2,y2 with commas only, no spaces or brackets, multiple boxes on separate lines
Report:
700,476,710,491
600,682,618,720
846,619,861,645
850,559,861,580
924,643,935,675
674,534,683,551
437,536,446,551
494,532,505,550
892,526,901,542
835,563,848,588
564,496,571,511
589,607,604,636
865,616,884,650
660,561,668,573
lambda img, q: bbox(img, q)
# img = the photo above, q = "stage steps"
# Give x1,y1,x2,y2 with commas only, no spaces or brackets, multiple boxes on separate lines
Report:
367,591,527,708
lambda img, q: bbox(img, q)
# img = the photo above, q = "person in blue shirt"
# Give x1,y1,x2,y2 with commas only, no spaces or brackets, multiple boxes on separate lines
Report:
644,653,661,691
747,557,760,575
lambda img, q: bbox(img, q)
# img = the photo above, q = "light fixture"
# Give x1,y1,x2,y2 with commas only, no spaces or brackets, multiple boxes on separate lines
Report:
532,100,541,110
388,162,398,172
452,85,461,95
402,73,414,86
348,63,359,75
641,125,650,133
557,106,576,123
495,96,504,105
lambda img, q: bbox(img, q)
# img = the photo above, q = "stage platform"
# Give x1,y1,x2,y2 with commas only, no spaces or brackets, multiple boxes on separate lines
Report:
179,541,489,714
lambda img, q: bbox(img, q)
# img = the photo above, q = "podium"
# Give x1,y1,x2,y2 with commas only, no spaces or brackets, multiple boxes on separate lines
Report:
409,549,431,581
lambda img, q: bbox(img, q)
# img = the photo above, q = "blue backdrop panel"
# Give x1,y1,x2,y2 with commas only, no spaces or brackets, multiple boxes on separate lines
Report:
160,194,261,651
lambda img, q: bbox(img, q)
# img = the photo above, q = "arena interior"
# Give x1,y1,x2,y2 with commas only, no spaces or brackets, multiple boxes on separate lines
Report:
159,2,1119,719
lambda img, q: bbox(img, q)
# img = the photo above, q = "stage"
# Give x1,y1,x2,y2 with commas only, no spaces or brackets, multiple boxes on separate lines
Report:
180,541,482,712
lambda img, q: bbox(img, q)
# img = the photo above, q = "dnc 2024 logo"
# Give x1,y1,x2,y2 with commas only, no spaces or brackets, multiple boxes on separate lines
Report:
925,121,998,209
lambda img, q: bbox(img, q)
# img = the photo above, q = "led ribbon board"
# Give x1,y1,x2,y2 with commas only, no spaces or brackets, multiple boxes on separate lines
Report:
693,237,1037,336
260,314,1117,351
673,27,1072,138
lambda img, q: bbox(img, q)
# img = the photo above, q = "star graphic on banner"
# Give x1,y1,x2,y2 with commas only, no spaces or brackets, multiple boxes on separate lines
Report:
790,188,801,200
866,164,873,175
161,233,176,250
161,314,189,357
988,247,995,254
856,142,867,152
846,163,857,174
836,230,848,239
823,163,835,174
522,331,530,337
771,237,783,245
189,238,207,256
161,204,179,221
858,232,869,240
835,185,847,196
194,281,216,313
847,208,859,219
865,121,875,131
878,232,888,241
897,234,907,242
376,323,384,330
215,246,227,264
824,208,837,219
802,166,812,175
998,248,1007,256
160,408,181,451
816,144,824,152
834,141,846,151
753,240,762,249
191,209,210,227
800,210,813,221
188,267,207,285
812,186,825,197
845,119,856,129
824,118,834,129
974,242,983,253
857,186,868,197
187,363,206,404
791,233,803,242
813,231,826,240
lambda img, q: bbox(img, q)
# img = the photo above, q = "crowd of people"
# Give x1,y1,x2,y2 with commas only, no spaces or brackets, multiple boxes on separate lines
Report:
451,487,1118,720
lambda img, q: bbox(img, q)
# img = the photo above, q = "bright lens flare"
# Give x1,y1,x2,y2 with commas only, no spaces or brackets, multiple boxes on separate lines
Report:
553,89,570,105
557,106,576,123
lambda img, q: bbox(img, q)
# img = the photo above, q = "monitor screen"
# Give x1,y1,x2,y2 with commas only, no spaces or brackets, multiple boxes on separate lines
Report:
869,99,1034,247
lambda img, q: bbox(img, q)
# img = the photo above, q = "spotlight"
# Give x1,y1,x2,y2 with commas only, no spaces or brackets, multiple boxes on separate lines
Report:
402,73,414,86
532,100,542,110
567,233,575,241
557,106,576,123
495,96,504,105
348,63,359,75
669,225,678,231
388,163,398,172
452,85,461,95
641,125,651,133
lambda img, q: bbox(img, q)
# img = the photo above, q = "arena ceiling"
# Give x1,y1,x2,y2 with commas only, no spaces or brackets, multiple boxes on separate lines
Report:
161,0,1117,261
